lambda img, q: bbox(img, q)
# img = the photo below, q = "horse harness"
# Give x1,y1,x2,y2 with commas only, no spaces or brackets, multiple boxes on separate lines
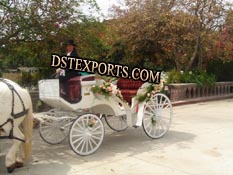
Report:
0,78,29,142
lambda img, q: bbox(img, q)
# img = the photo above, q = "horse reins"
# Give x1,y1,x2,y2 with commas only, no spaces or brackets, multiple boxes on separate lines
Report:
0,78,29,142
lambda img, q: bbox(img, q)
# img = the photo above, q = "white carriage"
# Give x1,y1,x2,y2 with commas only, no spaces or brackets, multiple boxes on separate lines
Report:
38,74,172,156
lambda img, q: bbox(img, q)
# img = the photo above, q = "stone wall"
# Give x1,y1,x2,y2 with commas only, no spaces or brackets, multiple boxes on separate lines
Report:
168,82,233,101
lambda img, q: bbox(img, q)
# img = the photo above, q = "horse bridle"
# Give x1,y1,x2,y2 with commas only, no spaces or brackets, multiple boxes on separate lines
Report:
0,78,29,142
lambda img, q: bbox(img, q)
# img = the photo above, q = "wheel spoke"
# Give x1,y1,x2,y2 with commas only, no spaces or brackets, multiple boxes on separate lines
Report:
86,138,89,153
75,139,84,150
143,118,150,121
92,125,102,132
91,135,102,140
155,121,161,136
82,118,86,128
158,119,165,131
160,119,170,129
76,122,85,130
145,121,151,130
92,131,103,135
160,99,168,109
144,110,154,116
41,124,54,128
158,97,162,109
72,133,84,137
88,139,94,150
72,136,84,145
72,128,84,133
44,130,54,139
148,126,153,135
157,119,163,134
153,126,157,136
90,137,98,146
57,129,65,138
80,139,86,153
148,104,156,113
85,117,89,126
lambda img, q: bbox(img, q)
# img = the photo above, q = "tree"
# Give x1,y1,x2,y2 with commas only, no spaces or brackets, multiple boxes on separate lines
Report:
181,0,227,70
110,0,231,71
215,9,233,61
0,0,99,68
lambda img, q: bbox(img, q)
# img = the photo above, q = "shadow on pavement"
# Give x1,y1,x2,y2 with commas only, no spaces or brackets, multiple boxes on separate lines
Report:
0,127,195,175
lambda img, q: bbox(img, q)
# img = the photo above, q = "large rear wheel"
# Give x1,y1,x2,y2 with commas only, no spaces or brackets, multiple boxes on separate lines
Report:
142,93,172,139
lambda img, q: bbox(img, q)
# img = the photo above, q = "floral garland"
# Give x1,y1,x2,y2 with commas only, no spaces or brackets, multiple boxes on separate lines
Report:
135,72,167,103
135,83,163,103
91,82,125,102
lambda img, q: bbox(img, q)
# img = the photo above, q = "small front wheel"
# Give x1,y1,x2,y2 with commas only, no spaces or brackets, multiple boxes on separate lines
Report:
39,111,74,145
142,93,172,139
69,113,104,156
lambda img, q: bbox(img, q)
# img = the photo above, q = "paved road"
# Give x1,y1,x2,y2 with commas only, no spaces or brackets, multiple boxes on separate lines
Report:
1,99,233,175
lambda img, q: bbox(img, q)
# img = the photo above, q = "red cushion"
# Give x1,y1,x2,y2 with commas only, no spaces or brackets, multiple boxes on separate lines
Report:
117,78,143,90
67,77,82,102
120,89,138,104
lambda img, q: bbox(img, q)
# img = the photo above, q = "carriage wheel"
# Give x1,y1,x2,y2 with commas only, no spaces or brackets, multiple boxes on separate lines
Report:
105,114,128,132
39,112,74,145
69,113,104,156
142,93,172,139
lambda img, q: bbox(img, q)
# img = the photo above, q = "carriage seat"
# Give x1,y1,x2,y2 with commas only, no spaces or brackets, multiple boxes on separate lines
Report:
116,78,144,104
65,75,95,103
66,76,82,103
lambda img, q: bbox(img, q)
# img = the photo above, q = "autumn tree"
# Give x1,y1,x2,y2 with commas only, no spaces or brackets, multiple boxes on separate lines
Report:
215,9,233,61
111,0,230,71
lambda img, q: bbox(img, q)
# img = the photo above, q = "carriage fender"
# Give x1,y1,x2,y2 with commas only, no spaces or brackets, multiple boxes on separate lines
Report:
90,96,129,118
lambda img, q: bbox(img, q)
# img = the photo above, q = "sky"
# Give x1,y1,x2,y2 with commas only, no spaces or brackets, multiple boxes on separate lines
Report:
95,0,120,17
95,0,233,17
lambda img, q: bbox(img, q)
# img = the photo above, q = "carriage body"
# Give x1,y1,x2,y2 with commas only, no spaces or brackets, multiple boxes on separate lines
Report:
39,75,127,117
37,75,172,156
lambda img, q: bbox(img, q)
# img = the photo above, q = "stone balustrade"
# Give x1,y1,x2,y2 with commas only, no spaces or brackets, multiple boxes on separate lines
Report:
168,82,233,101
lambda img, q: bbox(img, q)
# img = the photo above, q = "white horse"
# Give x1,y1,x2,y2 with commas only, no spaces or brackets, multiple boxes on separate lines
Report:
0,78,33,173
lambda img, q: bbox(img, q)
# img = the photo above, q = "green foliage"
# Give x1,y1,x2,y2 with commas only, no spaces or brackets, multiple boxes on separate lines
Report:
20,68,54,87
135,84,154,103
135,84,163,103
207,60,233,81
106,41,126,64
0,0,100,69
166,69,216,87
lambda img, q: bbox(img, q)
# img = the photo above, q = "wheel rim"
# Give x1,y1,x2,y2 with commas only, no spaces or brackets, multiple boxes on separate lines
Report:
143,93,172,139
69,114,104,156
105,114,128,132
